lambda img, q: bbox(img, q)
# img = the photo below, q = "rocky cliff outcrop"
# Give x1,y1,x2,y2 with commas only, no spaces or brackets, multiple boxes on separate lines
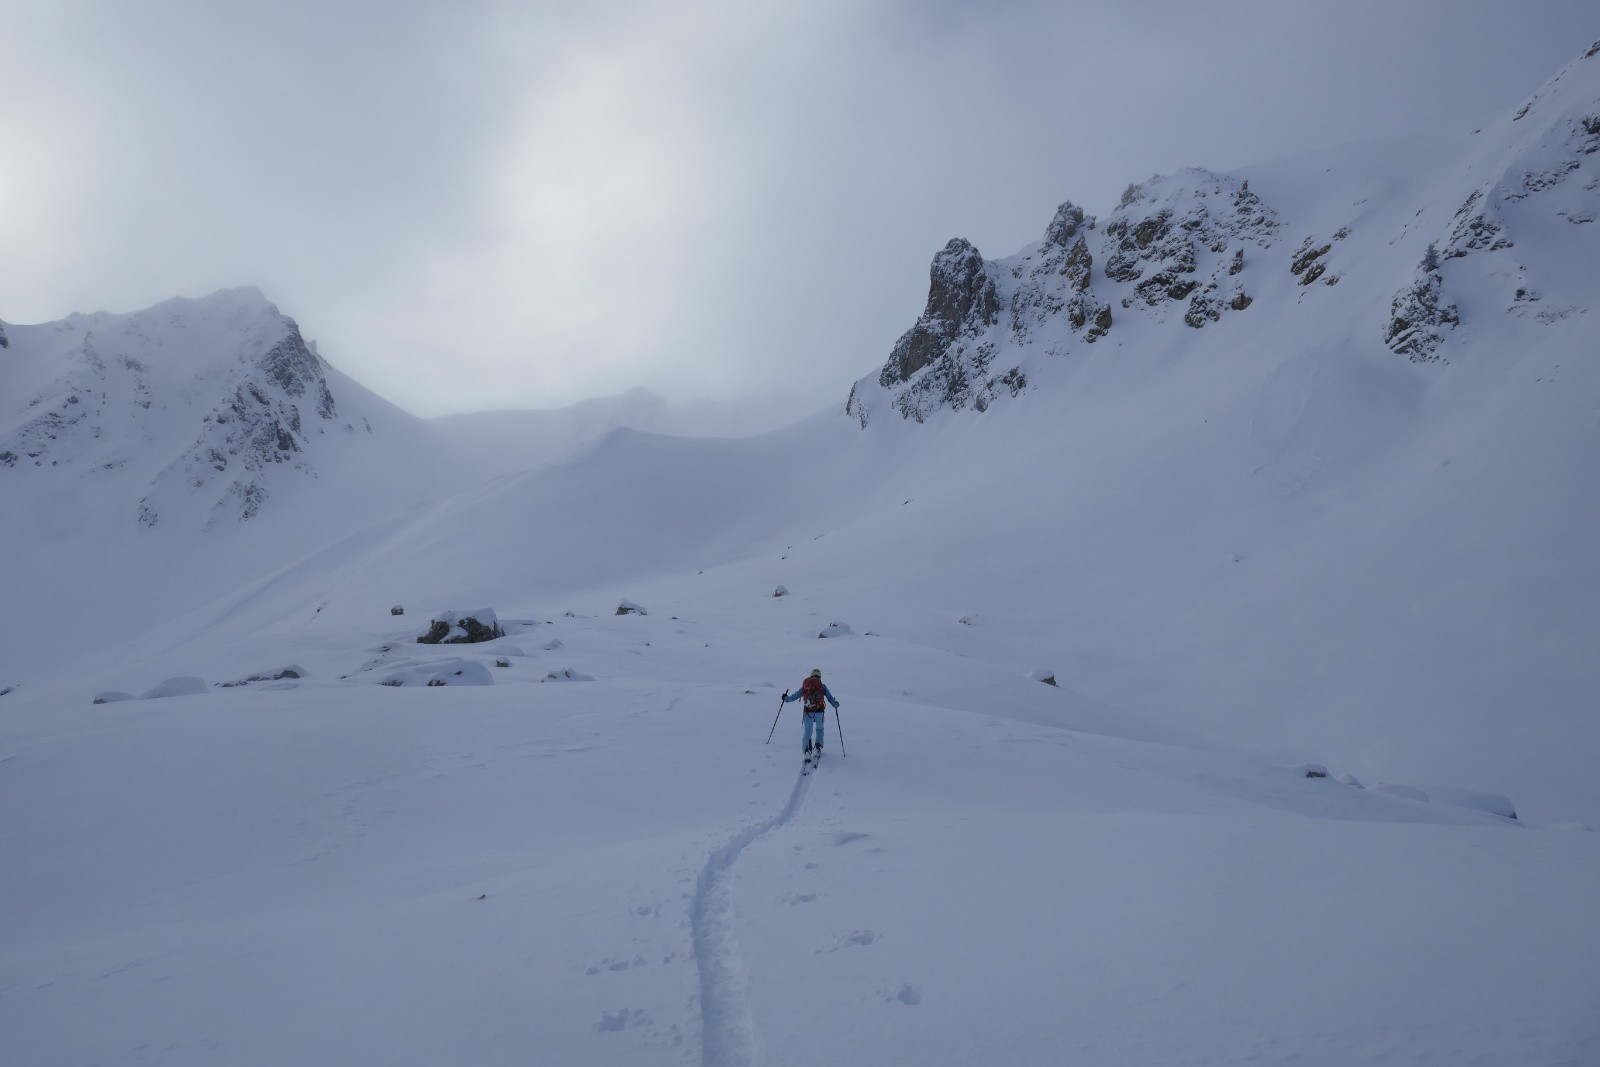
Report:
848,170,1279,425
849,40,1600,425
138,322,339,527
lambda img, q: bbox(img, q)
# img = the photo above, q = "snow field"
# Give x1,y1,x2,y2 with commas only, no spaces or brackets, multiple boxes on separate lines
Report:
4,596,1597,1065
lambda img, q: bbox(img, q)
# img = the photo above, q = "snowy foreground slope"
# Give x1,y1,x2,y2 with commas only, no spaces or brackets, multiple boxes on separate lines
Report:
4,597,1598,1066
5,42,1600,1067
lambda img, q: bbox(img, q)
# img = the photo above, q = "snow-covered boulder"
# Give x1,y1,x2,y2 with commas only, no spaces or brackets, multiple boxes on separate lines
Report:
1027,669,1058,686
140,677,208,699
541,668,595,682
772,585,789,598
615,600,648,616
417,609,503,644
379,658,495,687
93,690,135,704
391,605,405,616
818,621,855,638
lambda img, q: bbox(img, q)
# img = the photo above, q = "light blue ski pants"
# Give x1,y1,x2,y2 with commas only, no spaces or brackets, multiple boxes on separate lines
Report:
803,710,826,752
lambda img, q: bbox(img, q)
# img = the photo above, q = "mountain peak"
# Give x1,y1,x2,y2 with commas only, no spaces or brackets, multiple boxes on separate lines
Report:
0,290,367,530
848,48,1600,426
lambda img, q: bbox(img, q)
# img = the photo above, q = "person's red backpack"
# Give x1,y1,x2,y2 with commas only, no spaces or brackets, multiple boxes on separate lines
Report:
801,675,825,711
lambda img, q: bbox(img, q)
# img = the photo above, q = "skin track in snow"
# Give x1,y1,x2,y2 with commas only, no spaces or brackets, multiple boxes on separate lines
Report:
692,766,812,1067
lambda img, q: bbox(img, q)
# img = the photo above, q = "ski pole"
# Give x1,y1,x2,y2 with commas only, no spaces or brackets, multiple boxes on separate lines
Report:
833,703,846,757
766,692,787,743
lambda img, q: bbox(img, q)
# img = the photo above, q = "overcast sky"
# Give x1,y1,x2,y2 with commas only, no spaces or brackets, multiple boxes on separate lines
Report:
2,1,1594,418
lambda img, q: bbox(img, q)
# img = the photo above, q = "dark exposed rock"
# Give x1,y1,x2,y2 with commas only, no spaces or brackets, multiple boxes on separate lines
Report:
1012,203,1106,346
1385,268,1459,363
1575,115,1599,152
1103,171,1278,315
1444,191,1513,257
129,312,344,529
1290,238,1333,284
261,326,337,419
1183,286,1225,328
844,382,870,428
1085,304,1113,342
216,666,305,688
418,610,505,644
1062,237,1093,290
1043,201,1089,250
879,239,1001,389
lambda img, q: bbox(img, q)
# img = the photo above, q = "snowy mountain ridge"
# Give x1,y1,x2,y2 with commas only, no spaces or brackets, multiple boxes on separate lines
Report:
1,287,365,529
848,38,1600,423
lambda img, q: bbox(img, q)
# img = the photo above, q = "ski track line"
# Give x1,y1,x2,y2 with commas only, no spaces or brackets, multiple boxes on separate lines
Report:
691,765,812,1067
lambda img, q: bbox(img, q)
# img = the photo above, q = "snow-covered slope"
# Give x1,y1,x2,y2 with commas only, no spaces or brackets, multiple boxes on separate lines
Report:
846,40,1600,424
0,288,462,666
428,387,791,480
5,287,380,528
3,40,1600,1067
